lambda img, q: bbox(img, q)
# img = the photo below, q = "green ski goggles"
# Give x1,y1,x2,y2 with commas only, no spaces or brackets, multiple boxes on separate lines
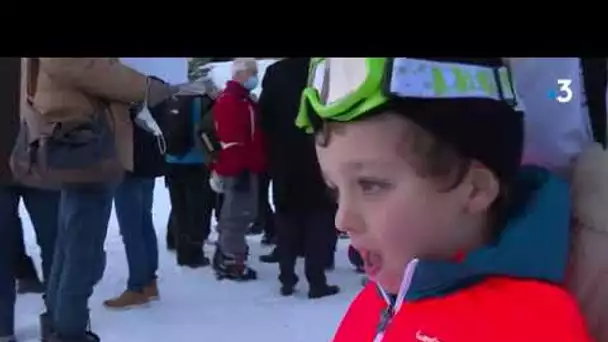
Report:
296,58,521,133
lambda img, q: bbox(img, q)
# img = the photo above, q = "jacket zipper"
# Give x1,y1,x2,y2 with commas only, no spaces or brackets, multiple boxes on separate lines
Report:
371,258,419,342
373,304,395,342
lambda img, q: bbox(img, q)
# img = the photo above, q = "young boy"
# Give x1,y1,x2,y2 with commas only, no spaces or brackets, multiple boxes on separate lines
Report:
297,58,590,341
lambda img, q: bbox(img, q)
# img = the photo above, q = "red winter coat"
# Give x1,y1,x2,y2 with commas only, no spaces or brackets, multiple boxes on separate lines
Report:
212,80,266,177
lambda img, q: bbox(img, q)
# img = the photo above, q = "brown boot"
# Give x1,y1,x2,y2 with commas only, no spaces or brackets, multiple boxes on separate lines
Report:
103,290,149,309
143,279,159,301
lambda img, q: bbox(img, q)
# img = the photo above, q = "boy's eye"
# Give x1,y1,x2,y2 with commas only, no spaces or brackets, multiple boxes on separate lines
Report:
357,178,391,194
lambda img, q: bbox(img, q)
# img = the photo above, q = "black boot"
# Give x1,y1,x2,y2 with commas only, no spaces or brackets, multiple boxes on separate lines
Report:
279,274,298,297
280,285,296,296
308,285,340,299
258,247,279,264
308,284,340,299
213,248,257,282
176,239,209,268
177,247,209,268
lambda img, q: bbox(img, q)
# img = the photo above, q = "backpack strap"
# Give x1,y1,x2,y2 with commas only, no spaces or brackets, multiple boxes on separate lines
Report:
581,58,607,147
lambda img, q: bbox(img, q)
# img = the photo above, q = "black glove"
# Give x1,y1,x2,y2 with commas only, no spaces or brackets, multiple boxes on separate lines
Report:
233,170,251,192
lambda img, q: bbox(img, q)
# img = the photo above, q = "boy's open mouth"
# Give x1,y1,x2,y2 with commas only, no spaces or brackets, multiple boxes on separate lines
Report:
360,248,383,278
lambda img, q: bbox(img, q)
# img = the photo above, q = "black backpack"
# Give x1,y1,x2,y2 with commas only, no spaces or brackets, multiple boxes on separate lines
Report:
162,94,216,158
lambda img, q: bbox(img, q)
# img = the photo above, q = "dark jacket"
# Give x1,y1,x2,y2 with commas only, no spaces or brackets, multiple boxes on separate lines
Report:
259,58,334,213
0,58,22,185
130,104,167,178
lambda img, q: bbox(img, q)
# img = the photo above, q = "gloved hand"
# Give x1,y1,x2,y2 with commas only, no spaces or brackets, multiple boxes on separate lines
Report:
233,170,251,192
209,171,225,194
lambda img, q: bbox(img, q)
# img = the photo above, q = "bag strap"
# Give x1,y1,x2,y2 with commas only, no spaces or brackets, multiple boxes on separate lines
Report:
25,58,40,105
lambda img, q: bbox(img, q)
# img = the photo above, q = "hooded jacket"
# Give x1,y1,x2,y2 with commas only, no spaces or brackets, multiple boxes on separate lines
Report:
334,166,590,342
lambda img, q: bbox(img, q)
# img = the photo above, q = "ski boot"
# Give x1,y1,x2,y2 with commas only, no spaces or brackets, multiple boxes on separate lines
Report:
212,249,257,281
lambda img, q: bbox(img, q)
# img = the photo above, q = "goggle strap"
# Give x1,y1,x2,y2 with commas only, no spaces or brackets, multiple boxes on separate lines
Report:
385,58,521,109
305,99,324,132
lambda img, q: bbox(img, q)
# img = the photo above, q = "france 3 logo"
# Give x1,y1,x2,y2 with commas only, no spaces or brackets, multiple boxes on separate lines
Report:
547,79,574,104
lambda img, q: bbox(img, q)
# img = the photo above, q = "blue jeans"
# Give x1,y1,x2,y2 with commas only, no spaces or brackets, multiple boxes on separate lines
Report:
114,176,157,292
45,185,114,338
0,186,59,337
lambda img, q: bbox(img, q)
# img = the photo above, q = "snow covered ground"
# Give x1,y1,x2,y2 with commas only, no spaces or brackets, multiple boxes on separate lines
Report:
15,179,362,342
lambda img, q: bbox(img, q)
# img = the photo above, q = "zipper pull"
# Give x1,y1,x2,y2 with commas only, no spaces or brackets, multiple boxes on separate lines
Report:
376,305,394,336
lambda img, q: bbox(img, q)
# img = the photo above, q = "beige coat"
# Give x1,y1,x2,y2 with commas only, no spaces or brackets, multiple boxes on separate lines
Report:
27,58,151,171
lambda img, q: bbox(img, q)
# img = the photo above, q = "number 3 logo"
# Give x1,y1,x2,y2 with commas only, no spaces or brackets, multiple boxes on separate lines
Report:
556,79,573,103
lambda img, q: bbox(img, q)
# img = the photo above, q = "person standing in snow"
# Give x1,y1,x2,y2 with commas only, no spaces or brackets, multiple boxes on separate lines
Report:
257,58,339,298
0,58,60,342
211,58,266,281
164,81,217,268
102,58,189,309
25,58,173,342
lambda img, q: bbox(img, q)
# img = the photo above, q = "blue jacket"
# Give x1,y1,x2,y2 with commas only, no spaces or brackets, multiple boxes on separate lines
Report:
165,96,206,165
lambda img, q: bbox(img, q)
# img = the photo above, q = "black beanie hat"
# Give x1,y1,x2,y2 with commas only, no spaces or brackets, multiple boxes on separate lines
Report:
386,58,524,184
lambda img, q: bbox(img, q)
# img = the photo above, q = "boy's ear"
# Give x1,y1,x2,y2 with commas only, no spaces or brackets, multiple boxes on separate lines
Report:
463,163,500,214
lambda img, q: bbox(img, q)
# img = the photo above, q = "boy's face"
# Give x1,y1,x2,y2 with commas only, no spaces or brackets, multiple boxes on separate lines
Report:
316,114,473,293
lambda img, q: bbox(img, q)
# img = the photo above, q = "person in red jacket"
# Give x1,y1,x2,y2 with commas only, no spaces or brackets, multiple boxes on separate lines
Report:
297,58,591,341
211,58,266,281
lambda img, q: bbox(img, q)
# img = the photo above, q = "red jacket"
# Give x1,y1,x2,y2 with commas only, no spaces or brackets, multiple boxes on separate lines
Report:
334,167,591,342
335,279,589,342
212,80,266,176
